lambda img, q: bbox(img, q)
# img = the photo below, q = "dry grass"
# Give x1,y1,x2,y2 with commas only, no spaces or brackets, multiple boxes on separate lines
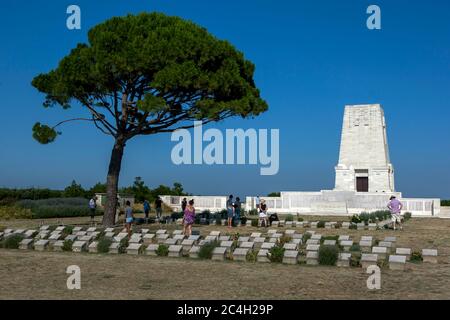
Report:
1,216,450,300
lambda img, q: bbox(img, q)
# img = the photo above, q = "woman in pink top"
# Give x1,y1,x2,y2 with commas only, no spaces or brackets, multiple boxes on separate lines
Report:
183,199,196,236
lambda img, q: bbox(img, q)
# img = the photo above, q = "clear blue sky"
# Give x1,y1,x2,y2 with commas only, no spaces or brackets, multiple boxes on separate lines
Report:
0,0,449,199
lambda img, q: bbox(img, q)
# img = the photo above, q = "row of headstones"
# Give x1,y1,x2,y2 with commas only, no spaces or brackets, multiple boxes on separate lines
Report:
3,227,438,270
174,218,383,230
244,220,381,230
304,235,438,270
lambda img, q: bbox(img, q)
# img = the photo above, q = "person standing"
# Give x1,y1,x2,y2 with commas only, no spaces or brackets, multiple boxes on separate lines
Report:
233,197,241,226
183,199,196,237
89,196,97,225
124,201,134,239
387,196,404,230
143,199,151,221
226,195,234,228
255,196,261,212
181,198,188,212
259,199,269,227
155,197,163,221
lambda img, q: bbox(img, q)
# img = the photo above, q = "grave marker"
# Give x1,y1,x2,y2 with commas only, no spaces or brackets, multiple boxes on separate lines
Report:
19,239,33,250
34,240,49,251
168,245,183,257
306,251,318,265
233,248,249,262
145,244,159,256
389,255,406,271
188,245,200,258
212,247,227,261
422,249,438,264
72,241,88,252
283,250,299,264
337,253,351,267
257,249,270,263
360,253,378,268
395,248,411,260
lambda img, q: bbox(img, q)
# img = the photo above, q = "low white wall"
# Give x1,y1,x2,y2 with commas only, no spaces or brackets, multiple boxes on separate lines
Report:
161,191,441,217
160,195,228,213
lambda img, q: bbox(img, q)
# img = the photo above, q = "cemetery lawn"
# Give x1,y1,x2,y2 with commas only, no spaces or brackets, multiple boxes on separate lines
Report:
1,216,450,299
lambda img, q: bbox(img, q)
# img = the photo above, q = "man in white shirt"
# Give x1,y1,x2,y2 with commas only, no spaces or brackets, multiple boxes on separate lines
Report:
89,196,97,225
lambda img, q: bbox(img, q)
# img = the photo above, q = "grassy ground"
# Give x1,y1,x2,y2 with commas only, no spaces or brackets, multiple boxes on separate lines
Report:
1,216,450,300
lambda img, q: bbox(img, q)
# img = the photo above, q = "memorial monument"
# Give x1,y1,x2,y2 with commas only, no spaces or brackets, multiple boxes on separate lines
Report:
161,104,441,217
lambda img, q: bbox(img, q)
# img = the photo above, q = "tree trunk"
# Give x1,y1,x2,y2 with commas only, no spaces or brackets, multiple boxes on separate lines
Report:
102,137,126,226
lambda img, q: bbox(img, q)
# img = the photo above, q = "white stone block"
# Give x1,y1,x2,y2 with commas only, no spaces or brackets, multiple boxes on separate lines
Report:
233,248,249,262
19,239,33,250
212,247,227,261
168,245,183,257
283,250,299,265
389,255,406,271
72,241,88,252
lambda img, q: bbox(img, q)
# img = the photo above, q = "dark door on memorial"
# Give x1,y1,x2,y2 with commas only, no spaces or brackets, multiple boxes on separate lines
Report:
356,177,369,192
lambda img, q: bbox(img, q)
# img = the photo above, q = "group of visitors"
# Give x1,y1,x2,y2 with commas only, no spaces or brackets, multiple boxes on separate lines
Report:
226,195,242,228
88,193,405,239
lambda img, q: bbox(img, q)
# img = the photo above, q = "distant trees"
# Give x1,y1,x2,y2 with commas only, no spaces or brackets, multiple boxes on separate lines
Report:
0,179,188,204
64,180,85,198
120,177,188,203
267,192,281,197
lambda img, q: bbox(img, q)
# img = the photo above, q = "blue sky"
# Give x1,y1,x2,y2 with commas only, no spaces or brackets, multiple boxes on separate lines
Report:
0,0,449,198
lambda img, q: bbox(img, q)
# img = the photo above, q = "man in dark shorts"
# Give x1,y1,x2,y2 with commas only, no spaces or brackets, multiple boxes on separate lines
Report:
155,197,163,220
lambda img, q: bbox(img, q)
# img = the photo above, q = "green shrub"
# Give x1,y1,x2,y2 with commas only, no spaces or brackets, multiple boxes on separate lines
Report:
297,216,304,222
246,250,258,263
359,213,370,225
2,234,24,249
61,226,74,238
278,235,292,247
317,221,325,228
285,214,294,222
118,238,129,254
215,216,222,225
350,253,361,267
350,214,361,224
97,237,113,253
248,209,258,216
318,245,339,266
17,197,103,219
62,239,73,252
302,233,312,244
156,244,169,257
219,209,228,218
201,210,211,219
404,212,412,221
410,251,423,263
350,244,361,252
349,223,357,230
441,200,450,207
198,241,219,259
268,245,285,263
240,217,247,225
251,219,258,227
0,206,32,220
